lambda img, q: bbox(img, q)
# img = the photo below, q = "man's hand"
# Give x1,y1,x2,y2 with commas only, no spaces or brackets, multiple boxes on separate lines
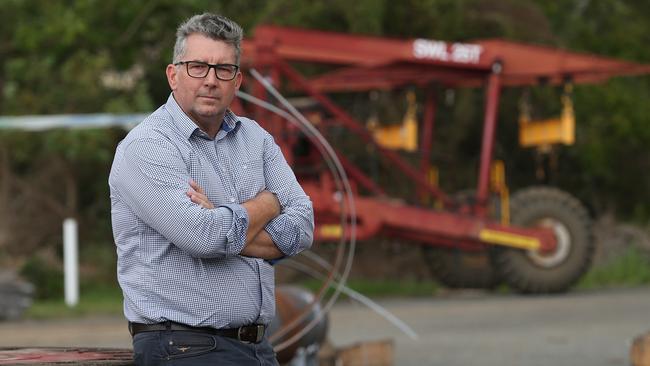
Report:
240,230,284,260
241,190,280,245
186,182,283,259
187,180,214,209
239,190,283,258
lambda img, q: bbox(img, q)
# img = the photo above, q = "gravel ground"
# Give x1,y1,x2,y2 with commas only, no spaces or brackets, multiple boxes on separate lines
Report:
1,286,649,365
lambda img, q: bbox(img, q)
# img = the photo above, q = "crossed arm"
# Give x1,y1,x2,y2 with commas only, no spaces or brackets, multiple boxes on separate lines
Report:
187,180,284,260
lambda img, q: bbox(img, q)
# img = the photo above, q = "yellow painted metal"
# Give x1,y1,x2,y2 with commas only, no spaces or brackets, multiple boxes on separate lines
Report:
490,160,506,191
519,84,575,148
320,224,343,238
367,91,418,152
479,229,541,250
498,189,510,225
489,160,510,224
427,166,439,188
427,166,444,209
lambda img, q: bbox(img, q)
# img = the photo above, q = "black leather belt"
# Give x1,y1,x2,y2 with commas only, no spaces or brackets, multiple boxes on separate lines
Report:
128,321,266,344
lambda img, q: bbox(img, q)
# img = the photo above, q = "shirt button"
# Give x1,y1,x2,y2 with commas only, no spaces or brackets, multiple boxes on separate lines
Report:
229,197,236,203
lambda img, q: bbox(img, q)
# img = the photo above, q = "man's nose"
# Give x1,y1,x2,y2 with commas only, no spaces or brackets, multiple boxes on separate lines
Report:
203,67,220,85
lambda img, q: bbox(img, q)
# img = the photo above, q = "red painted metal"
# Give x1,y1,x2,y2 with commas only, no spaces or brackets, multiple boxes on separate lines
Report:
243,25,650,89
335,152,386,196
418,86,436,203
308,65,487,91
275,59,453,206
244,25,492,69
476,63,503,216
475,39,650,86
305,182,557,251
241,25,650,254
0,348,133,365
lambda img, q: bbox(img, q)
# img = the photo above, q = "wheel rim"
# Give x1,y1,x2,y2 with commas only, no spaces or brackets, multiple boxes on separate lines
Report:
526,218,571,268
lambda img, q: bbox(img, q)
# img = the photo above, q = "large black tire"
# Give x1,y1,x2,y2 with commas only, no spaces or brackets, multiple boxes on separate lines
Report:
422,246,500,289
422,190,500,289
491,186,594,294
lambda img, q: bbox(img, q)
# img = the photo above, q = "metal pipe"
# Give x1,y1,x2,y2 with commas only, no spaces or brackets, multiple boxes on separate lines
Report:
298,252,419,340
238,70,358,351
419,86,437,203
275,59,453,206
476,62,503,215
63,218,79,307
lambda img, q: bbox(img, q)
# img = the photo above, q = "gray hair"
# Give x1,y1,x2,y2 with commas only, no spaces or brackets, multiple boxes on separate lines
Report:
173,13,243,64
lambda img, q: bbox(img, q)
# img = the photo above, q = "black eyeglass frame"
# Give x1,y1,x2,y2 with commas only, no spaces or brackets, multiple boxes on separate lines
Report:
174,61,240,81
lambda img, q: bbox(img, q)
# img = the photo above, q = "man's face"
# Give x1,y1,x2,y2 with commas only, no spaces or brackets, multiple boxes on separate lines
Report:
166,34,242,128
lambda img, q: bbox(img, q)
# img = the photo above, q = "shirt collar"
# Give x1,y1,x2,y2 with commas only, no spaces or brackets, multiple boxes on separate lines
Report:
221,109,238,133
165,93,240,140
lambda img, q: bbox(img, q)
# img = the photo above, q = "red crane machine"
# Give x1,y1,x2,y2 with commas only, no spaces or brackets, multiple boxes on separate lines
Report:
236,25,650,294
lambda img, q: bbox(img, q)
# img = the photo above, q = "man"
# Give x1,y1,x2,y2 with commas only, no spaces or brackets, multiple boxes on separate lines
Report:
109,13,314,366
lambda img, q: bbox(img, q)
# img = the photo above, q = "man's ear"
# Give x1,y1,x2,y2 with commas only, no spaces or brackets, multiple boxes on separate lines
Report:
166,64,178,90
234,71,243,90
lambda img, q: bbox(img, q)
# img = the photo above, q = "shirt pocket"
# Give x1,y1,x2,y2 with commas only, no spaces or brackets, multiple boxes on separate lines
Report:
188,154,222,203
233,159,265,201
187,153,210,191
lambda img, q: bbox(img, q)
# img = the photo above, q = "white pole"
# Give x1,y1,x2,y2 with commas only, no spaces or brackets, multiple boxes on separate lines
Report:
63,218,79,307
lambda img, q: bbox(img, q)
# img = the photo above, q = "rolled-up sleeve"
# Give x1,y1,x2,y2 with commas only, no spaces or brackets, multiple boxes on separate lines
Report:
261,131,314,256
219,203,249,255
111,137,248,258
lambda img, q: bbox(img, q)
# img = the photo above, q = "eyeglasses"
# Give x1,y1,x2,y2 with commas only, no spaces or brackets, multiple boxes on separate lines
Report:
174,61,239,81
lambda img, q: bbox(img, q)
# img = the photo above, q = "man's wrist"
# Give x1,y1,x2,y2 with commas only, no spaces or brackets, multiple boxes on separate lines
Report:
260,190,281,217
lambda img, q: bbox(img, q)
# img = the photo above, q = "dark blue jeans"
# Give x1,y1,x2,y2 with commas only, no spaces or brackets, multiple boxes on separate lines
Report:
132,330,279,366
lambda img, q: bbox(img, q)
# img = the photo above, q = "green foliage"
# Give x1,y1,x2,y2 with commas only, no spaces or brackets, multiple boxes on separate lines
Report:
578,247,650,289
534,0,650,61
78,242,119,286
258,0,350,32
19,256,64,300
571,79,650,218
0,0,649,293
17,241,119,303
25,284,123,319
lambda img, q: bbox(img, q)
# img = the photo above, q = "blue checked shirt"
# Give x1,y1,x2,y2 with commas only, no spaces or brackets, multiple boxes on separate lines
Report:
109,94,314,328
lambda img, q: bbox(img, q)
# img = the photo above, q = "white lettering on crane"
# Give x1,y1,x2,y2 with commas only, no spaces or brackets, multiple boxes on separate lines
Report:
450,43,483,63
413,39,483,64
413,39,449,61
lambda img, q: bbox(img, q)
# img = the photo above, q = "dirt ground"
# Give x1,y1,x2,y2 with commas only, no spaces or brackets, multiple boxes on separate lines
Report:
1,217,648,364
